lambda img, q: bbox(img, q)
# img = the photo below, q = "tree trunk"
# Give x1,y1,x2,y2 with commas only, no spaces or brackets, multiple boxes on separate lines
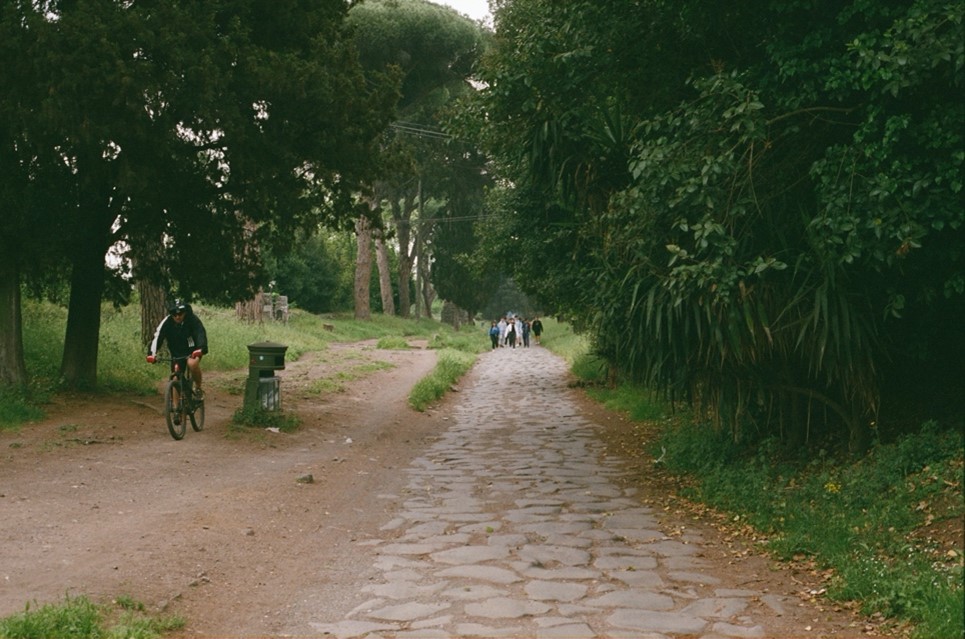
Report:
354,216,372,321
389,188,417,319
60,220,110,390
0,243,27,389
139,280,166,348
374,229,395,316
848,412,872,455
420,253,435,318
413,245,422,319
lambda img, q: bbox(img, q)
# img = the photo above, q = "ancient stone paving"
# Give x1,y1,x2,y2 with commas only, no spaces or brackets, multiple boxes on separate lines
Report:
309,345,787,638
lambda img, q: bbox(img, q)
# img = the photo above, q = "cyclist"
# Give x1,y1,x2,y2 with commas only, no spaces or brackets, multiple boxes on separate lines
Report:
146,299,209,400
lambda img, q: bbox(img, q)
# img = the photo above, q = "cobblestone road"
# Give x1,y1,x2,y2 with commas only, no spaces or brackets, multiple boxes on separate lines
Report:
309,345,794,638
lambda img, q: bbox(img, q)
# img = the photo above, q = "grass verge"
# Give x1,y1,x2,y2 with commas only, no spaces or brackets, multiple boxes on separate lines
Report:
408,348,477,411
4,300,486,428
543,322,964,639
0,594,184,639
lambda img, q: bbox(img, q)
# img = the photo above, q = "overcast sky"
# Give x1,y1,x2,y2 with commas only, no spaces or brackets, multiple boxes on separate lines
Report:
436,0,492,25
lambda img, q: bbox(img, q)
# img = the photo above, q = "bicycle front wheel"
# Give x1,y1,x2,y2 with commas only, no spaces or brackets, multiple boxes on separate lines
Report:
190,398,205,432
165,380,186,440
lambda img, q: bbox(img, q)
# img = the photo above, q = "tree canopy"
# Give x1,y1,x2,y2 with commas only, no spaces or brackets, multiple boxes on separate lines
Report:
0,0,395,389
347,0,490,319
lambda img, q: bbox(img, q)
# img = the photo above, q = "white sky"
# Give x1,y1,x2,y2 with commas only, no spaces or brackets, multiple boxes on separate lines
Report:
435,0,492,25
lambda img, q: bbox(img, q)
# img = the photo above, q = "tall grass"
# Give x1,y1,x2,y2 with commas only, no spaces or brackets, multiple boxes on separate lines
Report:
0,594,183,639
20,300,338,398
4,300,484,428
539,317,591,367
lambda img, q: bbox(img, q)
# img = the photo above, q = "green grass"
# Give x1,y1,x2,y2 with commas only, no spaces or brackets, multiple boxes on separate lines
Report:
586,384,668,421
0,388,44,431
0,594,183,639
4,299,484,428
551,320,964,639
376,335,410,349
229,404,300,433
300,361,397,398
408,348,477,411
665,422,963,639
538,317,590,367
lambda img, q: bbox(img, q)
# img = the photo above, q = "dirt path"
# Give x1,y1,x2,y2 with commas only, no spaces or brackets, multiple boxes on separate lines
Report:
0,341,873,637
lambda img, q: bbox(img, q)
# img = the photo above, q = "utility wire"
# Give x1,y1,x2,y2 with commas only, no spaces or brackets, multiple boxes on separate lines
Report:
389,121,451,140
393,212,502,226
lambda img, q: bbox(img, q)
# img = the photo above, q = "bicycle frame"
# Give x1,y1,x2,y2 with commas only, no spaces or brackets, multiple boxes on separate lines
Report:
155,356,205,440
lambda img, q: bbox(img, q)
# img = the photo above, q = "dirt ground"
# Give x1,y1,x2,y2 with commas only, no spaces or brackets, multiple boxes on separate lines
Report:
0,340,913,637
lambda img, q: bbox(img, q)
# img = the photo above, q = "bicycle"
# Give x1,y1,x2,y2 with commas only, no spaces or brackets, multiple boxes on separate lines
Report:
147,353,205,440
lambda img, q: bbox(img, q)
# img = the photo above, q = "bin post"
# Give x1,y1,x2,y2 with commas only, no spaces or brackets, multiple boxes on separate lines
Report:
244,342,288,410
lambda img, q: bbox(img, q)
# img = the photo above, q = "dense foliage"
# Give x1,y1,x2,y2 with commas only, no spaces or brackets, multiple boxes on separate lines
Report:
0,0,395,389
267,232,359,314
471,0,964,450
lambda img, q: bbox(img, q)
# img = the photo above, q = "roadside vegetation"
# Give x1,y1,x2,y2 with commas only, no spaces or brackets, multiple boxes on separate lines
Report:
408,348,478,411
0,594,183,639
543,321,964,639
2,308,961,639
1,298,485,434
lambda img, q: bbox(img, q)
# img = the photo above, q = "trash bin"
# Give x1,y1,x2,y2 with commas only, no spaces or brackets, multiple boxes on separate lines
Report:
245,341,288,410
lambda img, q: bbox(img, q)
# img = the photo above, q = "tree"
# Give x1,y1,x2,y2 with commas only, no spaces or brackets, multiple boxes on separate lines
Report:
265,231,355,314
374,225,397,316
347,0,488,318
0,1,79,388
0,0,395,390
429,144,495,322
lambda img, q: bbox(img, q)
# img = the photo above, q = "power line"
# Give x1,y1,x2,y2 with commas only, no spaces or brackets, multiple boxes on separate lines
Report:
393,212,503,226
389,121,451,140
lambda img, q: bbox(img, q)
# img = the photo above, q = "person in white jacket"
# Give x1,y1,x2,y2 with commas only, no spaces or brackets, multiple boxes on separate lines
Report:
505,317,518,348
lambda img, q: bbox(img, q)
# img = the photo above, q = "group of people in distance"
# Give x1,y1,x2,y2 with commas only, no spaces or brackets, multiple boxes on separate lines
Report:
488,315,543,350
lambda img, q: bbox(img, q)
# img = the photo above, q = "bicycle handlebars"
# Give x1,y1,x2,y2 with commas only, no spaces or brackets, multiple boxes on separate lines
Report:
146,351,203,364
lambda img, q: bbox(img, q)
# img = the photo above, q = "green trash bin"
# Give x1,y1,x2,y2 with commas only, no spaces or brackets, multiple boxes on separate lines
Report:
245,341,288,410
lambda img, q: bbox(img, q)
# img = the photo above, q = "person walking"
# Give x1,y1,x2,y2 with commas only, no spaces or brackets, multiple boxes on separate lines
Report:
521,318,531,347
506,318,517,348
531,317,543,345
488,321,500,350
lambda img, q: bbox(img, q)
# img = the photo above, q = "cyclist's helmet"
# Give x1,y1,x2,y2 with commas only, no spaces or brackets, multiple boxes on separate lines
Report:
168,299,188,315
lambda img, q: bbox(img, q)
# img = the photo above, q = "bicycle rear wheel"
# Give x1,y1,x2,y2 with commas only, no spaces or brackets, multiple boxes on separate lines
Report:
190,397,205,432
165,380,186,440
